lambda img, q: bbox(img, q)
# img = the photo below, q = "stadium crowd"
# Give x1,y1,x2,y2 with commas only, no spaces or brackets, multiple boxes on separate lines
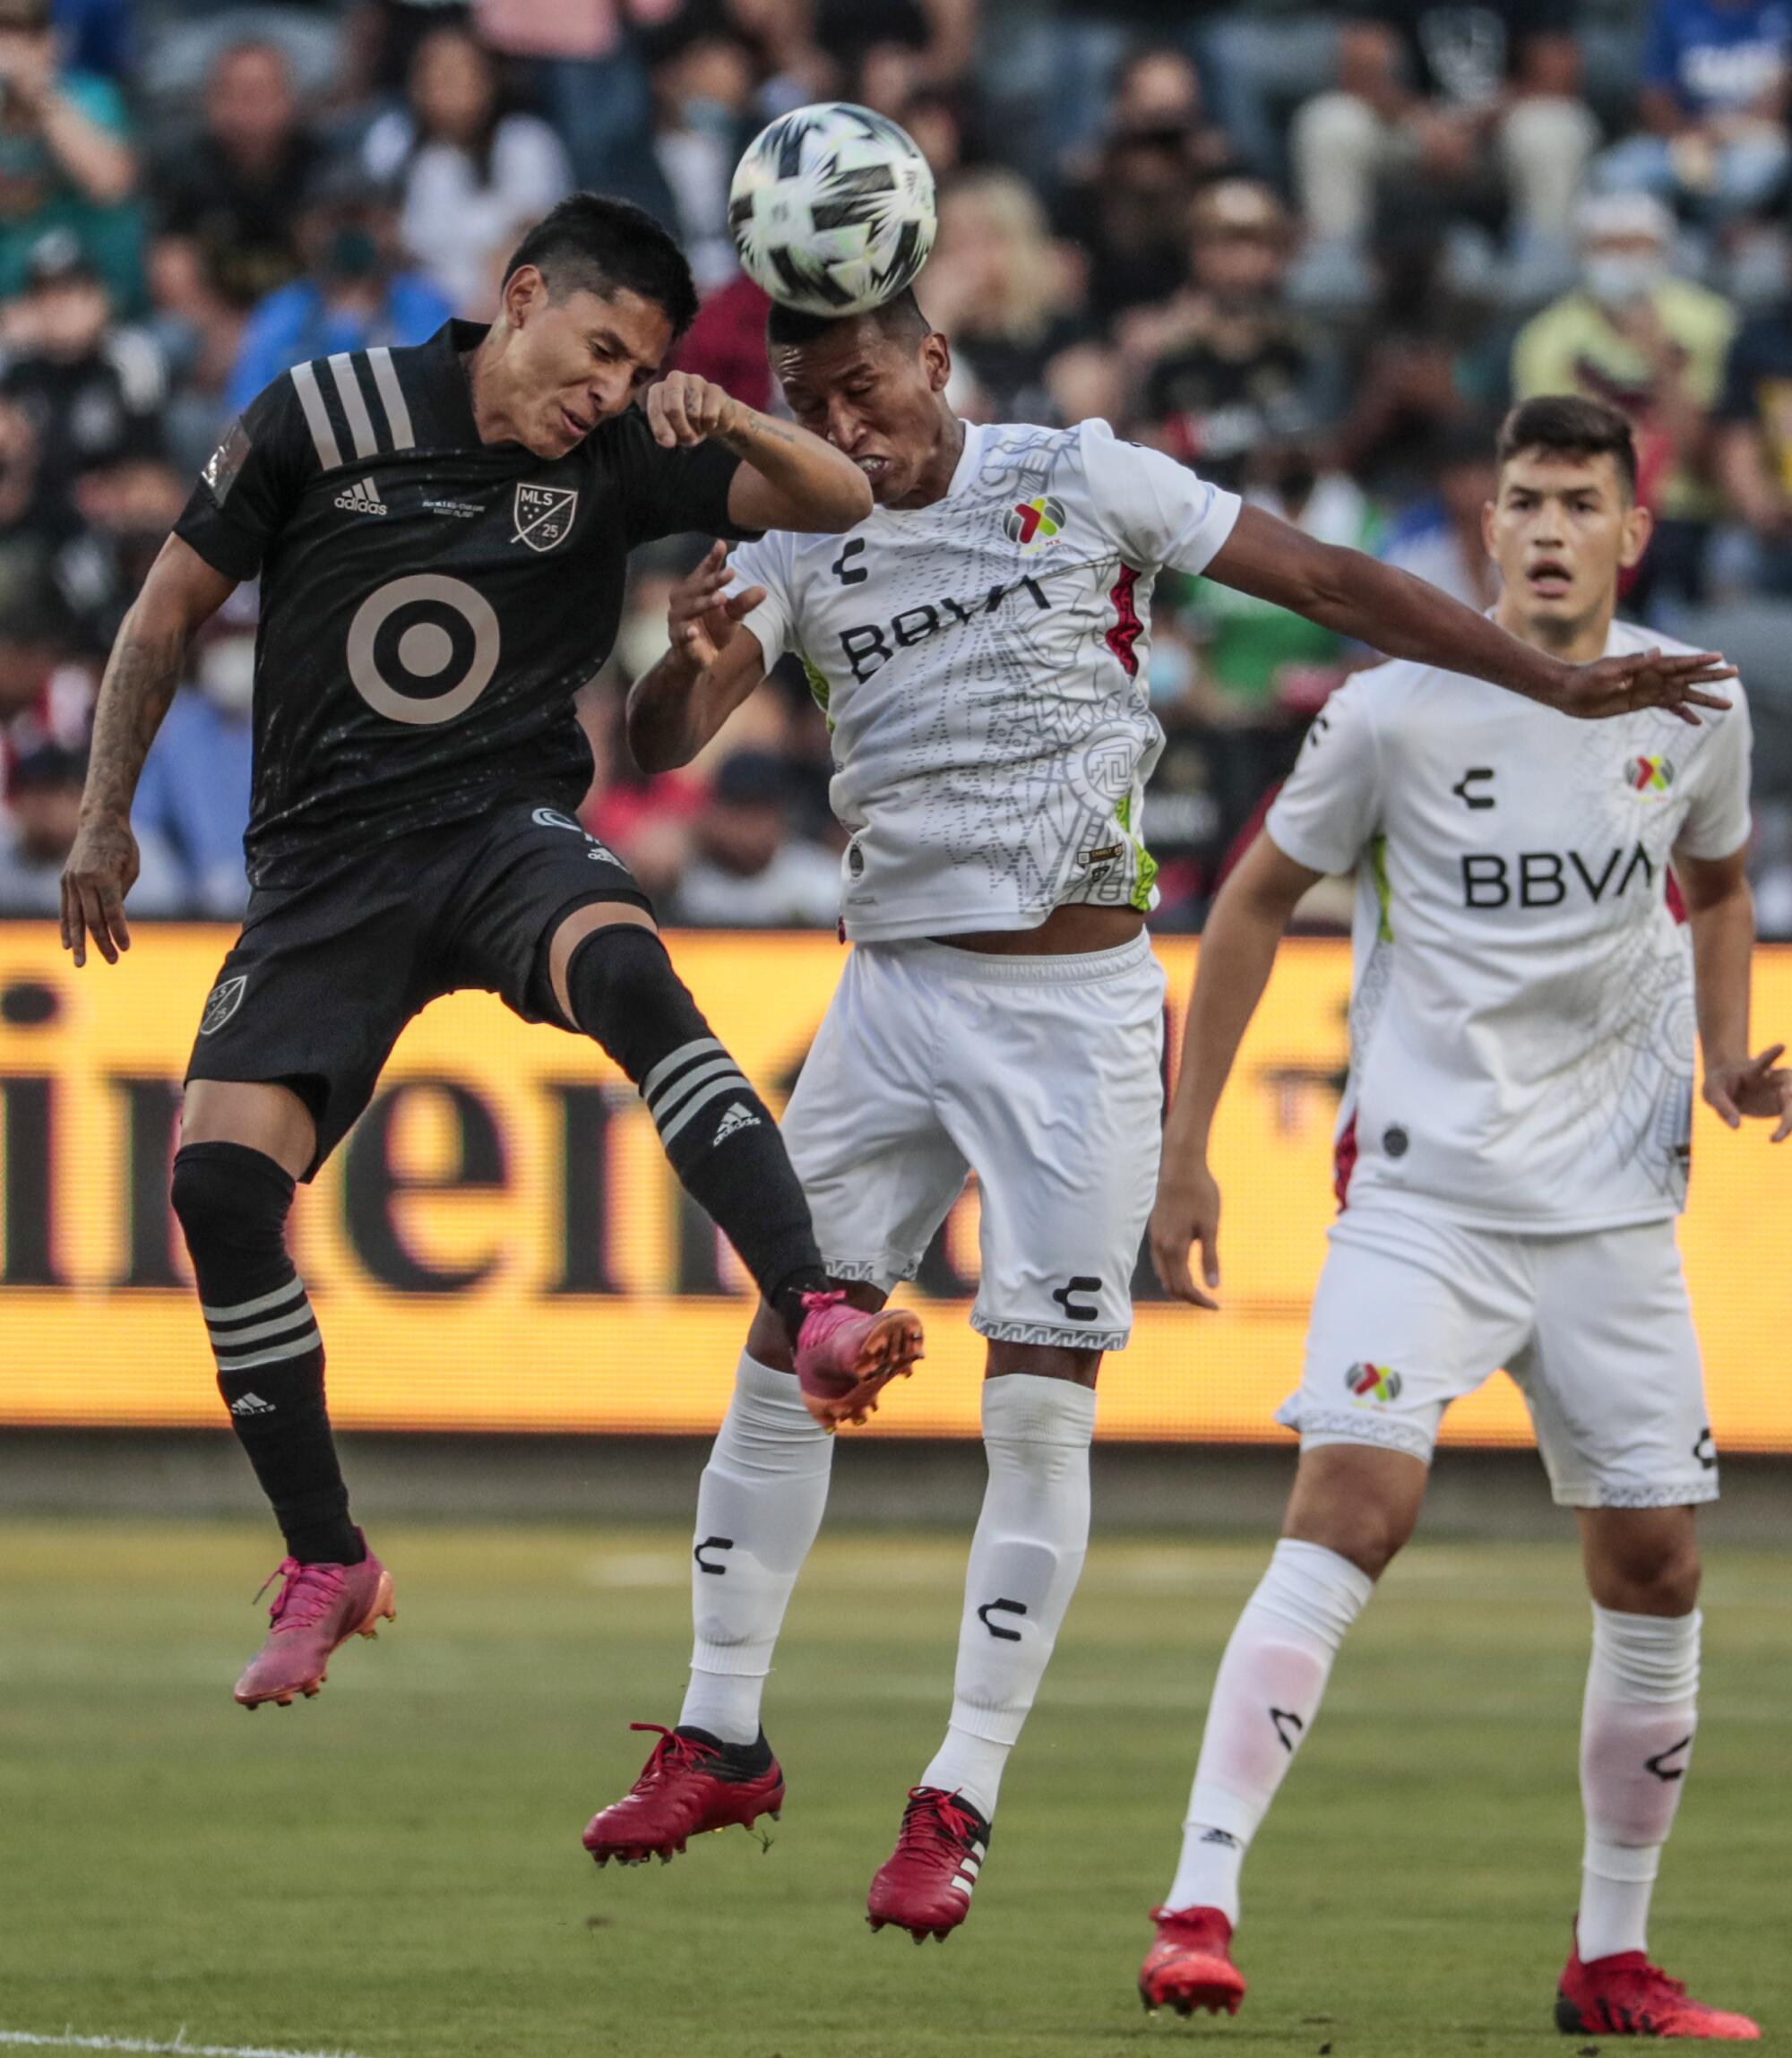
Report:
3,0,1792,933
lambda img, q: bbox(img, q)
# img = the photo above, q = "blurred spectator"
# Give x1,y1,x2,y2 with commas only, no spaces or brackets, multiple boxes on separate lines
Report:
671,272,774,412
1290,3,1595,273
0,393,80,611
0,737,179,914
472,0,678,223
364,24,573,317
1053,46,1234,320
226,157,452,415
1133,180,1340,491
0,0,137,311
923,169,1085,420
0,585,89,788
1598,0,1792,221
649,17,757,292
669,749,840,928
51,0,129,82
131,590,254,917
55,451,184,654
0,228,161,488
1513,193,1736,598
1714,289,1792,593
1376,416,1502,609
153,41,320,321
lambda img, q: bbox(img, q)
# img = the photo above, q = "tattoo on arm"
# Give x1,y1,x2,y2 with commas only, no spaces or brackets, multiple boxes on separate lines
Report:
719,409,799,457
82,626,188,822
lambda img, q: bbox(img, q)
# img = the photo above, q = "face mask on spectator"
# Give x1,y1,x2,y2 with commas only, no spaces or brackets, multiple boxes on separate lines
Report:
329,226,382,280
199,634,256,716
1583,252,1665,308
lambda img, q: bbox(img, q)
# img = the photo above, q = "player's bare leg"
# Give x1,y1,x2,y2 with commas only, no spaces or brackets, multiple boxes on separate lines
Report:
866,1341,1099,1942
580,1285,890,1864
1556,1505,1757,2037
1142,1444,1422,2012
174,1081,395,1708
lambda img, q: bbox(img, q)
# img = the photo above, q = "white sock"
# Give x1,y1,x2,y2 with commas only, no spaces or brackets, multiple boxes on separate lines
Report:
1166,1538,1374,1924
918,1375,1098,1821
1577,1603,1701,1962
677,1351,833,1745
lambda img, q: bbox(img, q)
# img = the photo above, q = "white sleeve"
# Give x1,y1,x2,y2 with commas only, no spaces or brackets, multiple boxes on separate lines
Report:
1264,675,1384,876
728,531,797,668
1675,690,1753,860
1075,418,1242,577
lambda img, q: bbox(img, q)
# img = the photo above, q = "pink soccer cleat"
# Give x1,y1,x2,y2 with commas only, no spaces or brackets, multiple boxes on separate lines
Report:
1555,1941,1760,2039
233,1531,395,1709
792,1289,925,1429
1139,1905,1248,2017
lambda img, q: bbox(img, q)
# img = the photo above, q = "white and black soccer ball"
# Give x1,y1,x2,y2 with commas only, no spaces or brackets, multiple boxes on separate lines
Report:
728,102,936,318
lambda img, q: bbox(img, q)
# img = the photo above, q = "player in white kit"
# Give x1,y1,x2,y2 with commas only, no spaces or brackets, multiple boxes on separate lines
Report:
578,298,1735,1940
1142,398,1780,2037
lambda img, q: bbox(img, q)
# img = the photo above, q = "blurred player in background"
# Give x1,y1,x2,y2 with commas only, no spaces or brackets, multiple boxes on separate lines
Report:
56,194,925,1713
1142,398,1778,2039
581,299,1736,1941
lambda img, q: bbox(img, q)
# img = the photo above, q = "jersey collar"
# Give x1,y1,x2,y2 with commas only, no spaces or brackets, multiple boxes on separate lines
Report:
945,418,985,500
419,318,490,446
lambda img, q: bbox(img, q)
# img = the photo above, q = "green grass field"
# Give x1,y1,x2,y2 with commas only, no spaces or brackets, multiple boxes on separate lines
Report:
0,1520,1784,2058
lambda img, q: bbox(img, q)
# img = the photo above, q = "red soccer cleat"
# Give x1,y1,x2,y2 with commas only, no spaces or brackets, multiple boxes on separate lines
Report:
582,1724,785,1866
1555,1942,1760,2039
866,1787,991,1943
234,1532,395,1709
793,1289,925,1429
1139,1905,1248,2017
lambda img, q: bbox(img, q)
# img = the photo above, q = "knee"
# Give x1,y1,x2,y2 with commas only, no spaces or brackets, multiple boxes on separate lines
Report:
170,1141,294,1259
1593,1533,1702,1617
1284,1473,1419,1582
563,922,702,1082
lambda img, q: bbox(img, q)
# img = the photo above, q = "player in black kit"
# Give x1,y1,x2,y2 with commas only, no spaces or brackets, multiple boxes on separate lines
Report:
59,195,925,1710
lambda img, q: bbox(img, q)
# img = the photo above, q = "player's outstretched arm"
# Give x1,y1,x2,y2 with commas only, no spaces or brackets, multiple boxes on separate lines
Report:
1678,845,1792,1141
61,535,237,967
626,542,772,773
1151,831,1322,1308
645,370,872,533
1204,504,1736,725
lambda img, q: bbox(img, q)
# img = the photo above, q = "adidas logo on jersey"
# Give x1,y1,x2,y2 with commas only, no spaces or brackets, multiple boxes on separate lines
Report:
228,1391,276,1416
713,1101,762,1144
334,476,388,516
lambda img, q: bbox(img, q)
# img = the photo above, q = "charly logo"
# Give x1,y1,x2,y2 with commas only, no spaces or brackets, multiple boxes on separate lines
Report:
1004,494,1065,550
1345,1361,1402,1404
512,482,578,551
1625,753,1675,795
346,573,500,727
198,974,247,1037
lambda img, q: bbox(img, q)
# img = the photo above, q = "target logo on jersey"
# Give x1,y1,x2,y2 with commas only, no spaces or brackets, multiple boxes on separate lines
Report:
1004,495,1066,550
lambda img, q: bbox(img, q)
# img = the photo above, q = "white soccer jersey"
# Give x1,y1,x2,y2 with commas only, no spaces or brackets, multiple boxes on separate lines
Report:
1266,621,1753,1231
731,418,1241,940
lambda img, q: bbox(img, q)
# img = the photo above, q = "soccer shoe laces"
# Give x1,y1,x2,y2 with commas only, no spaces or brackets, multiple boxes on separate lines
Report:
895,1787,980,1864
626,1723,719,1791
254,1557,348,1632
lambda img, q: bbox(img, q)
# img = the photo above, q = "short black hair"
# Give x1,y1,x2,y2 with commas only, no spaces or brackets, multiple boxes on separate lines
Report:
504,194,700,339
1496,394,1638,501
766,288,931,351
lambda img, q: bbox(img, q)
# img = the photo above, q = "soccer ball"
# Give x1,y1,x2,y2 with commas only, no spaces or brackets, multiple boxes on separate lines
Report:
728,102,936,318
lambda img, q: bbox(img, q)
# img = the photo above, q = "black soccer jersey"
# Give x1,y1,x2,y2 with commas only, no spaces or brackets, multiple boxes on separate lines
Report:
175,319,756,885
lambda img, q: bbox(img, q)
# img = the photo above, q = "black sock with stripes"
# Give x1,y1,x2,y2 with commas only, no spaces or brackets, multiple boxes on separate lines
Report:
564,926,828,1344
169,1141,363,1565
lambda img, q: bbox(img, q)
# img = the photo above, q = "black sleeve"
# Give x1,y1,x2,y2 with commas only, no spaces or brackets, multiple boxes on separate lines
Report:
174,373,315,581
609,406,759,547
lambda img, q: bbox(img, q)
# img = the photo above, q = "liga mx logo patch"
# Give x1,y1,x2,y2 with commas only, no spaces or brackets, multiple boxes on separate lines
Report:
198,974,247,1037
1345,1361,1401,1405
1004,494,1065,550
1625,753,1675,795
512,482,578,551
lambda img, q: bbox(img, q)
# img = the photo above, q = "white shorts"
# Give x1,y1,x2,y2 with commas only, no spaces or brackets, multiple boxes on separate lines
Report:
1276,1203,1719,1508
781,934,1166,1350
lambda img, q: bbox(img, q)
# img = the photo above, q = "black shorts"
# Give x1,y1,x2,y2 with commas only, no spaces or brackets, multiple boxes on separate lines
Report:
185,801,651,1175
